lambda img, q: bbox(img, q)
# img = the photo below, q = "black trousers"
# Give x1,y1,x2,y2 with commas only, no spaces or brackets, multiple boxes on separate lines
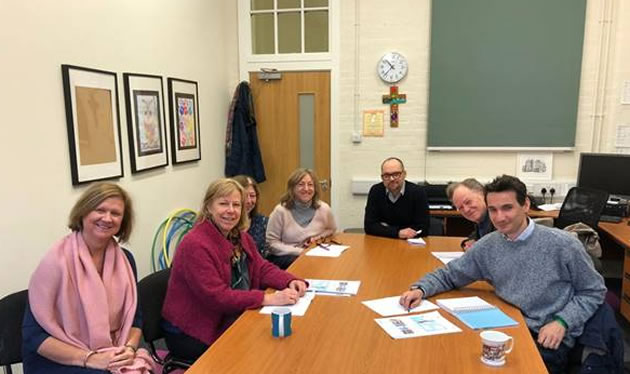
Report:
266,254,297,270
530,329,572,374
163,331,209,363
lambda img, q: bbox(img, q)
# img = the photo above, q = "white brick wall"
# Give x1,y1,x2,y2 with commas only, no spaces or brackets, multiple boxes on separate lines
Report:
333,0,630,230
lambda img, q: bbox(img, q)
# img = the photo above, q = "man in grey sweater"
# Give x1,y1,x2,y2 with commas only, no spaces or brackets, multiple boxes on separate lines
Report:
400,175,606,374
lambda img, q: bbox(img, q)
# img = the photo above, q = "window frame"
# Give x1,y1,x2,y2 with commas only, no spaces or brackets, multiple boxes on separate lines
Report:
239,0,333,63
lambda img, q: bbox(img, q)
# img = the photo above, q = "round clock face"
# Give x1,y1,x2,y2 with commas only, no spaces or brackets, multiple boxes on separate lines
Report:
377,52,408,83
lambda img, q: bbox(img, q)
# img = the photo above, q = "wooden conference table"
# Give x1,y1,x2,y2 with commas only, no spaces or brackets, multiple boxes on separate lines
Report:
187,234,548,374
599,217,630,321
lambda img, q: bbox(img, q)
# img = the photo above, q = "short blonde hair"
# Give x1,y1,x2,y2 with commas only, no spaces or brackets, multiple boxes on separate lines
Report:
68,182,134,242
197,178,249,233
280,168,321,209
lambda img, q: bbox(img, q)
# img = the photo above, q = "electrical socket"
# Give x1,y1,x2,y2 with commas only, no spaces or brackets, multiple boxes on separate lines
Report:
530,183,571,203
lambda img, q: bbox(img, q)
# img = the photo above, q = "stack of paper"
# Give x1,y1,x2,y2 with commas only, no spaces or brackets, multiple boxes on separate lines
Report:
306,279,361,296
305,244,350,257
259,291,315,317
362,296,438,317
436,296,518,329
431,252,464,265
375,311,462,339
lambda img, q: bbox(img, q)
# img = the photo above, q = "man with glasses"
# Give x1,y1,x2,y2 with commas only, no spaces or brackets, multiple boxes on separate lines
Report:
446,178,495,250
364,157,430,239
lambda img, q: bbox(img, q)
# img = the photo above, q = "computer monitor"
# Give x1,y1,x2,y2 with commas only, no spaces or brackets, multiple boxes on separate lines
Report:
577,152,630,199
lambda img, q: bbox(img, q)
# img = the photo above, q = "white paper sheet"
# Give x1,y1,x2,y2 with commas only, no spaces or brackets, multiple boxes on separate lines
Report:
431,252,464,265
306,279,361,296
305,244,350,257
537,203,562,211
374,311,462,339
407,238,426,246
362,296,439,317
259,291,315,317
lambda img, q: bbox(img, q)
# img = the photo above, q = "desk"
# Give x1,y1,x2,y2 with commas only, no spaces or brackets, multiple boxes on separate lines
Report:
187,234,548,374
430,209,558,236
598,218,630,320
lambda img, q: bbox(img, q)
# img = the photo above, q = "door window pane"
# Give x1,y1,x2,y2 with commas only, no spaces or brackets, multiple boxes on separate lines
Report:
252,13,274,54
305,0,328,7
278,12,301,53
305,11,328,52
299,94,315,170
278,0,300,9
251,0,273,10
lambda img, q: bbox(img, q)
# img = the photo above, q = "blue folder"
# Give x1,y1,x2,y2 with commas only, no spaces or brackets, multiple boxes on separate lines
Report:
454,307,518,329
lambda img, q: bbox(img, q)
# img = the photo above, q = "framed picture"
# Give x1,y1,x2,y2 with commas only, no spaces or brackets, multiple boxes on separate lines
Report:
516,153,553,181
62,64,123,185
123,73,169,173
167,78,201,164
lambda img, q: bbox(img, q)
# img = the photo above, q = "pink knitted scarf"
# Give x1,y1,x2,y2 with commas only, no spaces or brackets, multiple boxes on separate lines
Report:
29,232,154,373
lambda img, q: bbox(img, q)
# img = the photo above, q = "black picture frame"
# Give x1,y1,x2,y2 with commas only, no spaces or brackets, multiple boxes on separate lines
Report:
167,77,201,164
123,73,169,173
61,64,123,185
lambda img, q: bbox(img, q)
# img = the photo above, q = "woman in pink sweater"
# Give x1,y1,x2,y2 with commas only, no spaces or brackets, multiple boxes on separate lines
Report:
266,169,337,269
161,179,307,362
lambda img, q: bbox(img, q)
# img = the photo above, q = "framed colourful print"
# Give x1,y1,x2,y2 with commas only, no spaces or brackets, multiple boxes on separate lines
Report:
123,73,169,173
61,64,123,185
167,78,201,164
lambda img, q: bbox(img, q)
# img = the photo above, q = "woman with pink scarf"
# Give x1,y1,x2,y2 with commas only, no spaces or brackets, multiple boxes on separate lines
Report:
23,183,154,374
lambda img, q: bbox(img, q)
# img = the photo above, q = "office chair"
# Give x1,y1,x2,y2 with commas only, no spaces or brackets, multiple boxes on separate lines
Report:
137,268,192,373
0,289,28,374
554,187,609,230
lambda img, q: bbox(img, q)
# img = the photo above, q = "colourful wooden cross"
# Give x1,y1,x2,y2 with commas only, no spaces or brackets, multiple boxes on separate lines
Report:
382,85,407,127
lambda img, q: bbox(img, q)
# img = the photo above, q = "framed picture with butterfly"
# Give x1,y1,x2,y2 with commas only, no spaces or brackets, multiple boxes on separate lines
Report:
122,72,169,173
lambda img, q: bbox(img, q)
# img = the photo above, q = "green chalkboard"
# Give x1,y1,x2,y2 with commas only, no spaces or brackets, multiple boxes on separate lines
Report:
427,0,587,149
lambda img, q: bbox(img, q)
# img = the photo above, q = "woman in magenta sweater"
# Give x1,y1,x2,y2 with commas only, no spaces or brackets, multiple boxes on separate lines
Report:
161,179,307,362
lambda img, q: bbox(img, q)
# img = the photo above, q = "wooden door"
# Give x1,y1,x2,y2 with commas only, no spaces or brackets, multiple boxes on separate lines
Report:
249,71,331,215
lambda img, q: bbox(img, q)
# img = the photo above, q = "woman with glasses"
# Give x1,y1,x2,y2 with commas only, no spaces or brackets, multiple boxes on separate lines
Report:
162,179,307,362
232,175,269,258
266,168,337,269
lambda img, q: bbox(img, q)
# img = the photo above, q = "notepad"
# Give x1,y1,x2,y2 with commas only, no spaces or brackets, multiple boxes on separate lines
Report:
436,296,518,330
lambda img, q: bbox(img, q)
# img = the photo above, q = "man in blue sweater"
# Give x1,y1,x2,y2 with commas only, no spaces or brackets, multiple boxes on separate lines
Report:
364,157,430,239
400,175,606,374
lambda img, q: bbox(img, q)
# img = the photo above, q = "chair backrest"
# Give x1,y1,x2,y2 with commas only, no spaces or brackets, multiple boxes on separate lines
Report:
0,289,28,371
555,187,609,230
137,268,171,345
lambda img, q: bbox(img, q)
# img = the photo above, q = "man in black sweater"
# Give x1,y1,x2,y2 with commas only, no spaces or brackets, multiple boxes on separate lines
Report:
364,157,430,238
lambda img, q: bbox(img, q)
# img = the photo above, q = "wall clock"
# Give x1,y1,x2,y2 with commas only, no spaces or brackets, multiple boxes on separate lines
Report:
377,52,408,83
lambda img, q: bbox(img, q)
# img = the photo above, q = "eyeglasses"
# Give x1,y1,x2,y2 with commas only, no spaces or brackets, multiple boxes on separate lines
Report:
381,172,403,181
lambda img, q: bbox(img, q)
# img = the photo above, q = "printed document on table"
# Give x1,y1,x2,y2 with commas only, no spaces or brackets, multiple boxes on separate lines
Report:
259,291,315,317
375,311,462,339
305,244,350,257
362,296,439,317
431,252,464,265
306,279,361,296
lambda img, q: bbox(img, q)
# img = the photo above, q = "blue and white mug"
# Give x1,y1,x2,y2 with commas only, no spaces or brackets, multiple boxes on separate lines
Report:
271,307,292,338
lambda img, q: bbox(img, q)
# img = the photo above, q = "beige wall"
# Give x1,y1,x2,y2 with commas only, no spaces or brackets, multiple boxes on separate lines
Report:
2,0,629,297
0,0,239,299
333,0,630,229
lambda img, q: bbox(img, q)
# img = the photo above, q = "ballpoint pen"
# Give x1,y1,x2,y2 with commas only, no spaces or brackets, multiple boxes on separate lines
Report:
317,243,331,251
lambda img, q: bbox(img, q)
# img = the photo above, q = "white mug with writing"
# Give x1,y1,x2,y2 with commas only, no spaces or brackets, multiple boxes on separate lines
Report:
480,330,514,366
